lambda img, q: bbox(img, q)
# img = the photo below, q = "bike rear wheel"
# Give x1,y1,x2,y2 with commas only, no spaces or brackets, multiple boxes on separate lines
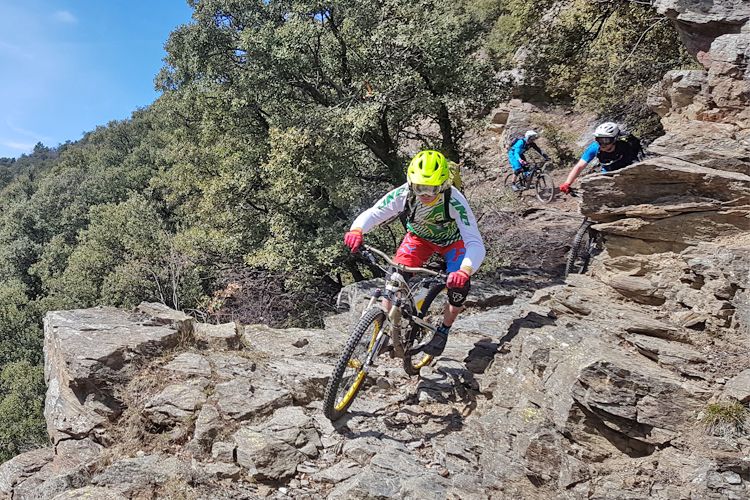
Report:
323,306,386,421
535,173,555,203
403,284,446,376
565,220,594,277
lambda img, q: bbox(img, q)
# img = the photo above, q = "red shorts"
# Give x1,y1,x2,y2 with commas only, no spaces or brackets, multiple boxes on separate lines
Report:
394,232,466,273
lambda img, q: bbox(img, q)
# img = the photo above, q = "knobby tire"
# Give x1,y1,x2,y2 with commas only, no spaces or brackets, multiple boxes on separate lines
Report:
565,219,594,277
535,173,555,203
323,306,386,421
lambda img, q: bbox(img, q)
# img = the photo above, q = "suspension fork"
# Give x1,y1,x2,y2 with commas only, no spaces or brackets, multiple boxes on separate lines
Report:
389,302,404,358
361,289,389,367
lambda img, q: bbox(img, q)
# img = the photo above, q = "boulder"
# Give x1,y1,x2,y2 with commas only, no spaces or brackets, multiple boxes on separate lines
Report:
144,381,207,427
214,377,292,423
232,427,303,481
91,454,192,495
187,403,223,454
43,307,186,444
654,0,750,55
162,352,211,378
194,322,240,350
723,369,750,402
51,487,128,500
248,406,322,458
0,448,53,494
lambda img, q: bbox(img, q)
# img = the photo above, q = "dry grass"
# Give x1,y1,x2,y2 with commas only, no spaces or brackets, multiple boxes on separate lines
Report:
701,401,749,437
156,478,199,500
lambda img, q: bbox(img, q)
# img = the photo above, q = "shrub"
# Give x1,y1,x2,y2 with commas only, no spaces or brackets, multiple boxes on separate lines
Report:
701,401,749,437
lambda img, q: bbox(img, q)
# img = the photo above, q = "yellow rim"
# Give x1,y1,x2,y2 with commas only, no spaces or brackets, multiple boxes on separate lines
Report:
334,371,366,411
334,318,381,411
413,354,433,369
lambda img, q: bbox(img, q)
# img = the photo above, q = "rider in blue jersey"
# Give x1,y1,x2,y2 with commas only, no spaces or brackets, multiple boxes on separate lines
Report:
559,122,642,194
508,130,549,191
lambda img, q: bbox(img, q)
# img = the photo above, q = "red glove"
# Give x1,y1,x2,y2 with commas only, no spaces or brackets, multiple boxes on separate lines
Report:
344,229,363,252
559,182,571,194
447,270,470,289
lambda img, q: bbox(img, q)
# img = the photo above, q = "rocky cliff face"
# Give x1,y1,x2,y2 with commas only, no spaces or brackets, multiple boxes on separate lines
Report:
1,2,749,499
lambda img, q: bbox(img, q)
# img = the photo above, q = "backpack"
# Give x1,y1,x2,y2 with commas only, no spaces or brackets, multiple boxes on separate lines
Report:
398,189,453,230
598,134,644,172
503,133,524,152
622,134,644,160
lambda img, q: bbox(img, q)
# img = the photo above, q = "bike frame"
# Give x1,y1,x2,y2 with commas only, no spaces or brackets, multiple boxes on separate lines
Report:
518,161,549,189
358,245,444,370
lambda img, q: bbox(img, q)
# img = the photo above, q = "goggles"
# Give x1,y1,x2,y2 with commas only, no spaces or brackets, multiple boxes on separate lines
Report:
595,136,616,146
411,183,443,197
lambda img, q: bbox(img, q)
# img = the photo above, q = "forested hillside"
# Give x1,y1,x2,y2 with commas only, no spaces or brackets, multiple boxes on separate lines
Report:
0,0,691,462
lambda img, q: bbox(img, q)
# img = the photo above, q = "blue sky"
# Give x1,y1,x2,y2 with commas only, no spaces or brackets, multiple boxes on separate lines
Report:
0,1,194,158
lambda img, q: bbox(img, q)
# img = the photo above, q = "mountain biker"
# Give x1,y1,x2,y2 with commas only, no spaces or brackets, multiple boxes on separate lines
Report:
508,130,550,191
343,150,486,357
559,122,642,194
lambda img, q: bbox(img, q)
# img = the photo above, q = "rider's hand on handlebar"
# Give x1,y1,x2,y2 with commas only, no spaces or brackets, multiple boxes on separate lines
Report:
344,229,363,252
447,270,470,289
559,182,571,194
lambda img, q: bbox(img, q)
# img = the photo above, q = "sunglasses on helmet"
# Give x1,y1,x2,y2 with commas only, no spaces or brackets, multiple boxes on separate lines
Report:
595,136,616,146
411,183,443,197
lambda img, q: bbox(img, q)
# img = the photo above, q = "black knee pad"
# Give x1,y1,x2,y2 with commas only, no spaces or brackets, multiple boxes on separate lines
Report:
447,281,470,307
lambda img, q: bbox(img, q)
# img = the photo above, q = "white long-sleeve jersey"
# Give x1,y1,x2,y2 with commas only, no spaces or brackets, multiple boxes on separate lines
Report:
351,184,486,274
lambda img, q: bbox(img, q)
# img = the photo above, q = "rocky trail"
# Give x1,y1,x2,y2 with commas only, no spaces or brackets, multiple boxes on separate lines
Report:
1,0,749,498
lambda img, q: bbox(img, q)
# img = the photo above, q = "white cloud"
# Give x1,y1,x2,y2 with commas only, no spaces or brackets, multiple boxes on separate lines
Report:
0,40,33,60
1,140,35,152
5,120,44,140
53,10,77,24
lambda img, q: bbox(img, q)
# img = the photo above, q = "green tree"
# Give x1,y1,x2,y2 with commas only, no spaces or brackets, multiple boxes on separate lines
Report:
156,0,499,286
47,195,201,310
0,361,47,462
481,0,692,134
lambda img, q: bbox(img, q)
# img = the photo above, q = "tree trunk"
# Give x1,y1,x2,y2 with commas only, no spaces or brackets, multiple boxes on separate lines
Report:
437,102,459,162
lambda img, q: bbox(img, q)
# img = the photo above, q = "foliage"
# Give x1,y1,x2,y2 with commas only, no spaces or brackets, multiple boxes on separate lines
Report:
529,116,578,167
481,0,694,136
155,0,500,288
0,361,47,462
701,401,749,438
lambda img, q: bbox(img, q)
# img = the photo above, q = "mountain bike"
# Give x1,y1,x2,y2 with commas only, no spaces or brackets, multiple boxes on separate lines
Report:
503,160,555,203
323,245,447,421
564,188,604,277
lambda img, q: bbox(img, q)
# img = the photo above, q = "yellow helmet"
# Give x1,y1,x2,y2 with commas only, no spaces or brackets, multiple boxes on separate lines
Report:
406,150,450,188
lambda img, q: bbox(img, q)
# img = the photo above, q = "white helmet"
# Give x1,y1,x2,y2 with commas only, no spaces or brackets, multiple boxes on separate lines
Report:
593,122,620,138
524,130,539,141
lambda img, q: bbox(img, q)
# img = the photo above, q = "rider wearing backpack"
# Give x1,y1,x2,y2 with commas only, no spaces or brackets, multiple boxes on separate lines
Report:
507,130,550,191
559,122,643,194
343,150,486,357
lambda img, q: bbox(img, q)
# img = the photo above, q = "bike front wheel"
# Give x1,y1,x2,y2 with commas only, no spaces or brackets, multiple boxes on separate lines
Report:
535,173,555,203
323,306,386,421
565,220,595,277
403,284,446,376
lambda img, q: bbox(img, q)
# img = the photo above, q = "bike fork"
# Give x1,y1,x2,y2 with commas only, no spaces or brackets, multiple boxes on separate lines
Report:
364,330,390,368
389,306,404,358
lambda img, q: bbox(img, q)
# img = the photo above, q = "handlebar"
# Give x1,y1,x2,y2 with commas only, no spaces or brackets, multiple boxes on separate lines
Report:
361,245,443,277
